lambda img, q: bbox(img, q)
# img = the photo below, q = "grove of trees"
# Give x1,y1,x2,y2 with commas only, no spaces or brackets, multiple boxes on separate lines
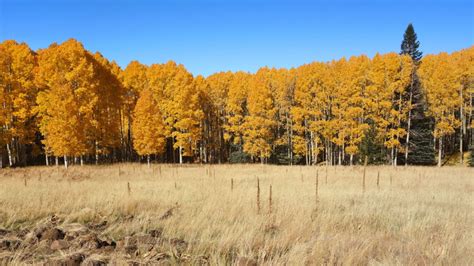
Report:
1,25,473,168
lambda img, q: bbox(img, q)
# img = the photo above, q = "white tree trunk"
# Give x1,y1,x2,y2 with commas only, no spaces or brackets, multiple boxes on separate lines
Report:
438,137,443,167
6,143,12,167
394,147,398,166
64,155,68,169
460,86,464,165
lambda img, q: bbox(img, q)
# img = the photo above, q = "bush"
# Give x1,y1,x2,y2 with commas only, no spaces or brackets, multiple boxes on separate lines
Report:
229,150,252,164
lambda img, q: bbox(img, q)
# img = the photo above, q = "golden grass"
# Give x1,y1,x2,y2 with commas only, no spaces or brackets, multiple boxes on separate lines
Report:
0,164,473,264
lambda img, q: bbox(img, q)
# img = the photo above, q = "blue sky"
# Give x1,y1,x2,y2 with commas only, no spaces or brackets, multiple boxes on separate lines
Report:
1,0,473,76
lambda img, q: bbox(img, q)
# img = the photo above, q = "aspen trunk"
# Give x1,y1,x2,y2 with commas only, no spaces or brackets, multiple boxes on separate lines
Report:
460,86,463,164
179,146,183,164
337,147,342,165
314,138,319,165
95,141,99,165
391,147,395,166
80,155,84,166
6,143,12,167
394,147,398,166
147,155,150,168
45,154,49,166
55,156,59,166
405,71,414,165
438,137,443,167
289,117,293,165
64,155,68,169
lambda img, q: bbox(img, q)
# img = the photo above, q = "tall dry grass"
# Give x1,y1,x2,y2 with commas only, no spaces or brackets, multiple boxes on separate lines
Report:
0,164,473,264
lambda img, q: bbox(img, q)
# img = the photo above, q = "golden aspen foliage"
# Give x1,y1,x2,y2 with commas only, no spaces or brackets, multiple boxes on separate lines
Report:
451,47,474,130
292,62,329,164
419,52,460,166
122,60,148,111
366,53,413,162
420,53,460,139
120,61,148,158
35,39,96,159
1,38,472,167
243,67,277,162
147,61,202,162
224,71,251,147
0,40,37,165
91,52,124,156
132,88,166,157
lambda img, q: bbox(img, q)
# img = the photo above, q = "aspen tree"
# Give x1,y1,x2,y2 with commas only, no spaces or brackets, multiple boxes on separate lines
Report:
243,67,277,163
36,39,96,168
0,40,37,166
419,53,460,167
121,61,148,161
132,88,166,166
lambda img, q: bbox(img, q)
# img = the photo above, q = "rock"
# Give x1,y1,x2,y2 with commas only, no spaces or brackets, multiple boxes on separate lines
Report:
149,229,163,238
40,228,65,241
0,238,21,251
62,223,90,240
33,224,50,239
0,229,9,236
55,253,85,266
83,255,108,266
68,253,86,265
136,234,158,245
36,239,54,254
50,239,70,250
170,238,187,252
88,220,107,230
124,244,138,256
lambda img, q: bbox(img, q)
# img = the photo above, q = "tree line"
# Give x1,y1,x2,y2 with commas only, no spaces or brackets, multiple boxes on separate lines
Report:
1,24,473,168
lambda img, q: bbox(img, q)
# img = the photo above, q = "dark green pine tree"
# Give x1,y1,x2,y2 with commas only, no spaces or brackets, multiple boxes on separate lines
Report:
360,121,388,165
401,24,423,62
399,23,436,165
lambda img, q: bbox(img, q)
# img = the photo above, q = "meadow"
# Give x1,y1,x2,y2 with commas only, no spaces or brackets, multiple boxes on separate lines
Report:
0,164,472,265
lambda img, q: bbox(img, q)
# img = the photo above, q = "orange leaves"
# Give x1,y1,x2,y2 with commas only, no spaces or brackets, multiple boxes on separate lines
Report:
36,39,123,157
419,52,460,140
0,40,37,145
243,68,278,160
132,88,166,156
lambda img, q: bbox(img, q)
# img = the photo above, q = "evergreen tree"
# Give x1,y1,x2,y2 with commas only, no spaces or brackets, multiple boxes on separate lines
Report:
401,24,423,63
399,24,436,165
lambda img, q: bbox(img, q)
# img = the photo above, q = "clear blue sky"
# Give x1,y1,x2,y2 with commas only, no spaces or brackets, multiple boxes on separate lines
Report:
1,0,473,76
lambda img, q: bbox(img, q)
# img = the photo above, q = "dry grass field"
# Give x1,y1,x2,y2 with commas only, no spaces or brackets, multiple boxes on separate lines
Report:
0,164,473,265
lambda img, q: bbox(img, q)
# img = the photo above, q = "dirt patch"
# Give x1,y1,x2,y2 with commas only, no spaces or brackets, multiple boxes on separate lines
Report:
0,215,199,264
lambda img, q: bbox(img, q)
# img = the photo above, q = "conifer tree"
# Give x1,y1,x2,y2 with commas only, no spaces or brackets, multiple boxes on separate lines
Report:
400,23,436,165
